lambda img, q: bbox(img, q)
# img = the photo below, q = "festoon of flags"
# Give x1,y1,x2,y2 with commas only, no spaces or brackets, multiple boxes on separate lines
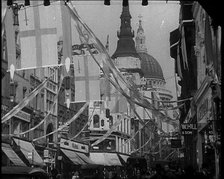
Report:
17,77,64,136
33,102,89,142
65,1,174,129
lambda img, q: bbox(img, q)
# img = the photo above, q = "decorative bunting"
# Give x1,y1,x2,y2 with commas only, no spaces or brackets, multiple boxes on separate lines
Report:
65,1,179,132
2,78,49,123
18,75,64,136
33,102,89,142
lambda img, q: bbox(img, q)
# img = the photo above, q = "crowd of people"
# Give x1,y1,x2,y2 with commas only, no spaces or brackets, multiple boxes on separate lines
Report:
142,163,212,179
49,163,213,179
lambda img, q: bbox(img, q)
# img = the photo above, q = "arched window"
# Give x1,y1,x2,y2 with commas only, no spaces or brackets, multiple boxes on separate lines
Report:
93,114,100,128
46,123,53,143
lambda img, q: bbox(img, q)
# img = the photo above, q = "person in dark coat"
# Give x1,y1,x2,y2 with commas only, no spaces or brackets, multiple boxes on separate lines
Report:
163,164,177,179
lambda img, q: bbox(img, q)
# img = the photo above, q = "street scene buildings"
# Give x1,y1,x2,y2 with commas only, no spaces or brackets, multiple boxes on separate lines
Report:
1,0,222,179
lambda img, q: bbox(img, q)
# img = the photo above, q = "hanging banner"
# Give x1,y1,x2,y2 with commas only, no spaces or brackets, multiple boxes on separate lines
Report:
109,73,129,113
74,53,101,102
181,26,188,70
5,7,16,70
18,1,58,70
1,0,7,38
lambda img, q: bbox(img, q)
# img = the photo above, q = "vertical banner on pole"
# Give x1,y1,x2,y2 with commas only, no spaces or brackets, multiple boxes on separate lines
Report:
74,54,100,102
60,1,72,77
5,8,16,71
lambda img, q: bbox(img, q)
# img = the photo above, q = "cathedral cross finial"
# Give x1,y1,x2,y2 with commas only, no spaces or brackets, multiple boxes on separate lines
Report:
138,14,143,26
138,14,143,19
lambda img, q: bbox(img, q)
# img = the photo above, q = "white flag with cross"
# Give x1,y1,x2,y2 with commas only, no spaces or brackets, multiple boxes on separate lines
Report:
73,26,101,102
18,1,59,70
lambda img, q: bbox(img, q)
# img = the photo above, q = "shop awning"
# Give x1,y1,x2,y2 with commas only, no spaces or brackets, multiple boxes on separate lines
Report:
2,143,27,166
105,153,122,166
75,152,95,164
61,149,86,165
89,153,122,166
13,138,45,167
89,153,110,166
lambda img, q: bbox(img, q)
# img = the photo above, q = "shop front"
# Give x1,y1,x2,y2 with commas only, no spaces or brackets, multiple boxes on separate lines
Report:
12,137,45,167
57,138,94,178
1,142,27,167
195,78,217,177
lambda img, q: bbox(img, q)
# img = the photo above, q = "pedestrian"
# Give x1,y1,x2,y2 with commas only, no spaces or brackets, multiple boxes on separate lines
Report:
163,164,176,179
175,167,184,179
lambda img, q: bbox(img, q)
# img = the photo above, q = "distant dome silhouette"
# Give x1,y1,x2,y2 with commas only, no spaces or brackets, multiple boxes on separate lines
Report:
139,52,164,80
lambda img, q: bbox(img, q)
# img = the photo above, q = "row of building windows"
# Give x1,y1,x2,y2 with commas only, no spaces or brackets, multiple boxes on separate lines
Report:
92,114,131,135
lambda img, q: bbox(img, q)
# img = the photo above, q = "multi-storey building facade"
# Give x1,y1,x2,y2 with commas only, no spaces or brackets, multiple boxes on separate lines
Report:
170,1,222,178
85,5,179,167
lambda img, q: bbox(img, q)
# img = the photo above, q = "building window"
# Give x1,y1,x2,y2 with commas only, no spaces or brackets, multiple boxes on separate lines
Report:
101,119,104,127
93,114,100,128
22,70,25,78
23,87,27,98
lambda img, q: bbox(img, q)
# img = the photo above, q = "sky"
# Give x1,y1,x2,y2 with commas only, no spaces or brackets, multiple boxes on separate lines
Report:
71,1,180,100
2,0,180,100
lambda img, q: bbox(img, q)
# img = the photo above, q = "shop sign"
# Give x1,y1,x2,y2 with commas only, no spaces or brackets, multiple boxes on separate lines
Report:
181,123,197,135
44,150,49,158
14,110,30,123
60,138,89,153
27,152,33,159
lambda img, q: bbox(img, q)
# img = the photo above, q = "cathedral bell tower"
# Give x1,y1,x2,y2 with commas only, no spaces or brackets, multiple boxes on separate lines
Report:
135,17,147,53
112,6,142,76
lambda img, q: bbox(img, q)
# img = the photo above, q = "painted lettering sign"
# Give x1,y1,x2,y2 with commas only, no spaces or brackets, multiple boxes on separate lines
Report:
60,138,89,153
181,123,197,135
14,110,31,123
